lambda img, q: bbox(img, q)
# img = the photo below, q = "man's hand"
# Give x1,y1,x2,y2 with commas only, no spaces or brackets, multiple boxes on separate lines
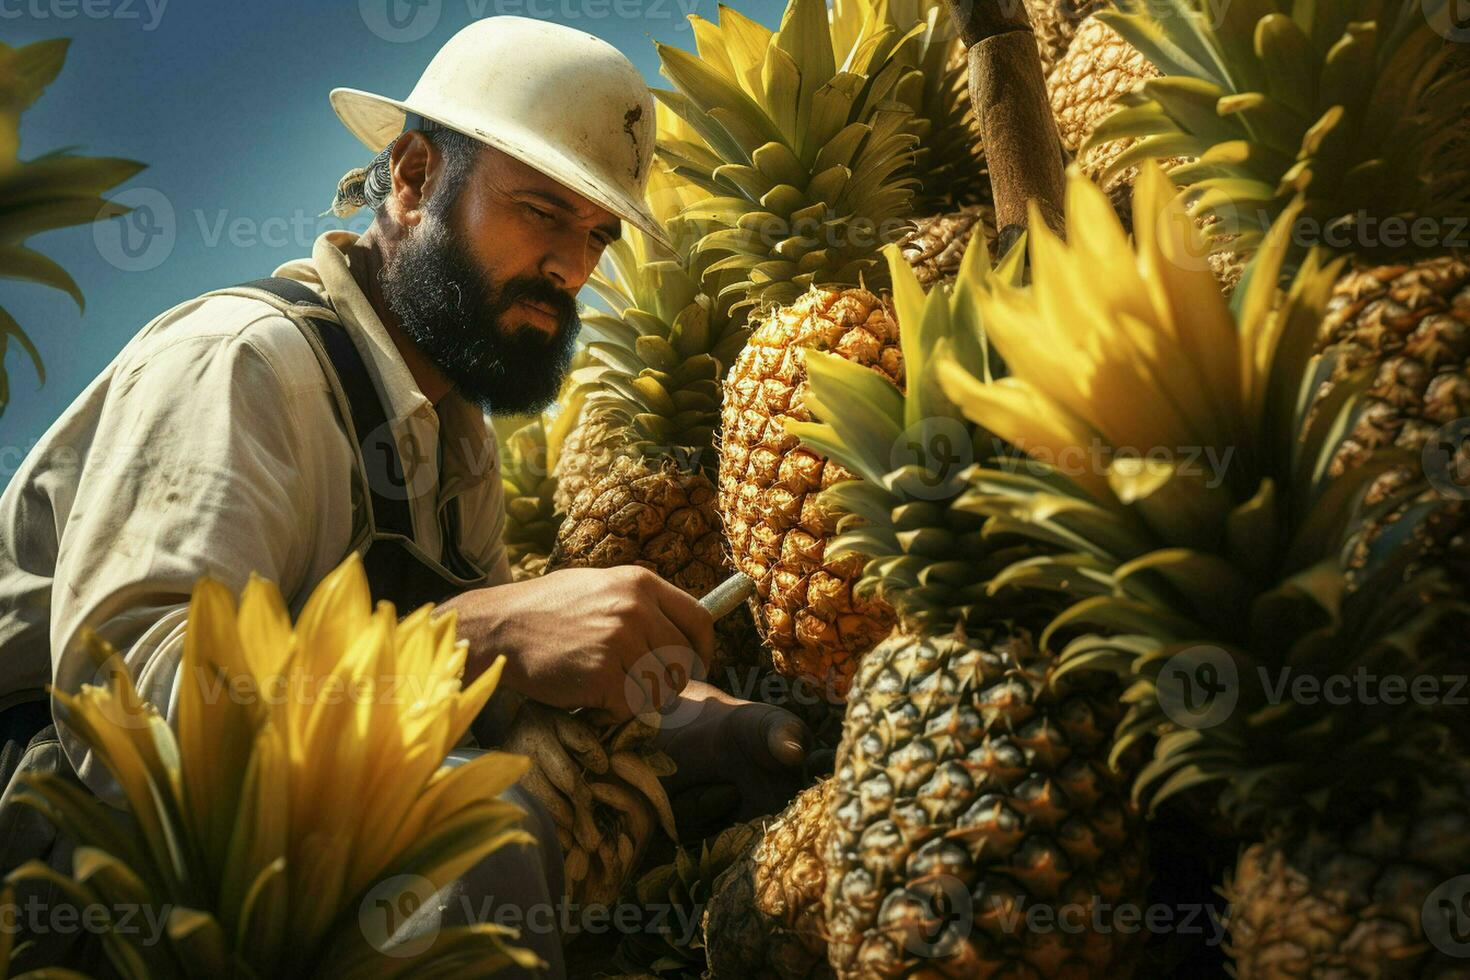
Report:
440,566,715,721
653,679,810,838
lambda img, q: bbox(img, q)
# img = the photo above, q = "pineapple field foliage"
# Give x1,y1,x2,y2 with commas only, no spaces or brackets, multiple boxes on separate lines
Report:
0,39,144,417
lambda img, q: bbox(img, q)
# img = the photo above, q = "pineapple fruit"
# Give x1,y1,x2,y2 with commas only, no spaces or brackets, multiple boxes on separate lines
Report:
1047,14,1154,184
659,0,1006,699
617,821,763,977
791,235,1149,976
717,287,904,699
545,157,766,668
703,781,836,980
1225,762,1470,975
1091,0,1470,565
931,164,1470,975
1023,0,1103,77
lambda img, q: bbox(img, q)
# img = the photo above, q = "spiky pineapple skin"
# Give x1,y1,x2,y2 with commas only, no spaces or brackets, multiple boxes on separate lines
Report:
718,287,902,701
1321,257,1470,498
900,205,998,291
824,626,1148,978
1226,774,1470,978
553,412,632,516
548,455,762,673
704,780,836,980
552,456,724,592
1046,17,1153,183
1024,0,1104,77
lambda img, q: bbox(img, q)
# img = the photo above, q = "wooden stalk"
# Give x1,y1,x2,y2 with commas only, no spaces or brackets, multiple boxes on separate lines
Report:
940,0,1068,246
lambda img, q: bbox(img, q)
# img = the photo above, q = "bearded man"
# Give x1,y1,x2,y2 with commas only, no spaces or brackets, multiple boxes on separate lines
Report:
0,18,807,976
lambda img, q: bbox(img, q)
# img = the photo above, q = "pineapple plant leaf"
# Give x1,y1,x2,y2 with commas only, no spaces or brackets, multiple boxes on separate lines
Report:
1091,0,1470,261
9,556,539,979
614,820,761,977
0,38,146,416
493,397,582,580
655,0,924,310
1085,0,1470,732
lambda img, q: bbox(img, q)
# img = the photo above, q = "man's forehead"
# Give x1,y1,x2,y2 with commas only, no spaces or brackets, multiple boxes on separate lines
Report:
483,146,618,225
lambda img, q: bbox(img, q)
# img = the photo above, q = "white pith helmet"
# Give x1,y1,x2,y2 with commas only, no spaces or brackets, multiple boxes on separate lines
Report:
330,17,667,246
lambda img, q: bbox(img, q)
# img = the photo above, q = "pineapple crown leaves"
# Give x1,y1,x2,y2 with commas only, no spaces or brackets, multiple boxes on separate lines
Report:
930,163,1465,828
613,822,761,975
9,556,539,979
576,218,739,467
492,407,573,560
653,0,925,310
0,38,146,415
1090,0,1470,262
832,0,989,211
785,231,1028,624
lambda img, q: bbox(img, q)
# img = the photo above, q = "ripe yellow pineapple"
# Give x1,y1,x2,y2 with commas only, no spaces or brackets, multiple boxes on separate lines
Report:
659,0,1006,698
1041,14,1156,226
1024,0,1103,77
703,780,835,980
719,287,903,698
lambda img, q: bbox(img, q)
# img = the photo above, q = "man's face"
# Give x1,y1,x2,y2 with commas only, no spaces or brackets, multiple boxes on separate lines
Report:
380,144,619,414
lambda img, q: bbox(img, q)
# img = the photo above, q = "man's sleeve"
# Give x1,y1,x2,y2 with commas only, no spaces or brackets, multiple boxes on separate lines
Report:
50,328,325,804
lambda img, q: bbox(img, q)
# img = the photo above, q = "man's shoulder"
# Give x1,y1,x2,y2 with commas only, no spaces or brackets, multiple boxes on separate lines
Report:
120,285,334,396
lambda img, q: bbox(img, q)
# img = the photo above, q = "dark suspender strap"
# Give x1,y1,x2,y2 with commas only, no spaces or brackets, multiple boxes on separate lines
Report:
238,277,417,542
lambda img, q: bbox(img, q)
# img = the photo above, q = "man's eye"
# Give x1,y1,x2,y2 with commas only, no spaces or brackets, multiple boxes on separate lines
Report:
522,203,553,222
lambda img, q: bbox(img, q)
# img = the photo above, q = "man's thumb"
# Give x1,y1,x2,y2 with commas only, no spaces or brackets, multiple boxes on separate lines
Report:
761,709,809,768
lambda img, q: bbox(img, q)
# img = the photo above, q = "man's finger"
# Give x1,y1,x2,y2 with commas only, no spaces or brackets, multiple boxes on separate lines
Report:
729,703,810,771
626,609,702,710
644,574,716,669
765,713,808,768
603,655,659,720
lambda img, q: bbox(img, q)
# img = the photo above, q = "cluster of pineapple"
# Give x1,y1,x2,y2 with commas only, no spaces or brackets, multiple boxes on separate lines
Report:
494,0,1470,976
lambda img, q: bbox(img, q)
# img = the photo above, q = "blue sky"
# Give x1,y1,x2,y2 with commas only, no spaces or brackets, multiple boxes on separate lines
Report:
0,0,786,484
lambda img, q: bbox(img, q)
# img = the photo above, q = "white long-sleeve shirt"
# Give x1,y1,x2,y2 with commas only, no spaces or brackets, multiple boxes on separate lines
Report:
0,231,510,803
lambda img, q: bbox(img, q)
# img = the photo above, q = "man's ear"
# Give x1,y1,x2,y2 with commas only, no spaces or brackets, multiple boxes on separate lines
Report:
384,130,433,228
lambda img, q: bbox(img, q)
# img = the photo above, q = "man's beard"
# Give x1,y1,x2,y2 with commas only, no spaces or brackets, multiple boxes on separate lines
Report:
379,208,579,414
